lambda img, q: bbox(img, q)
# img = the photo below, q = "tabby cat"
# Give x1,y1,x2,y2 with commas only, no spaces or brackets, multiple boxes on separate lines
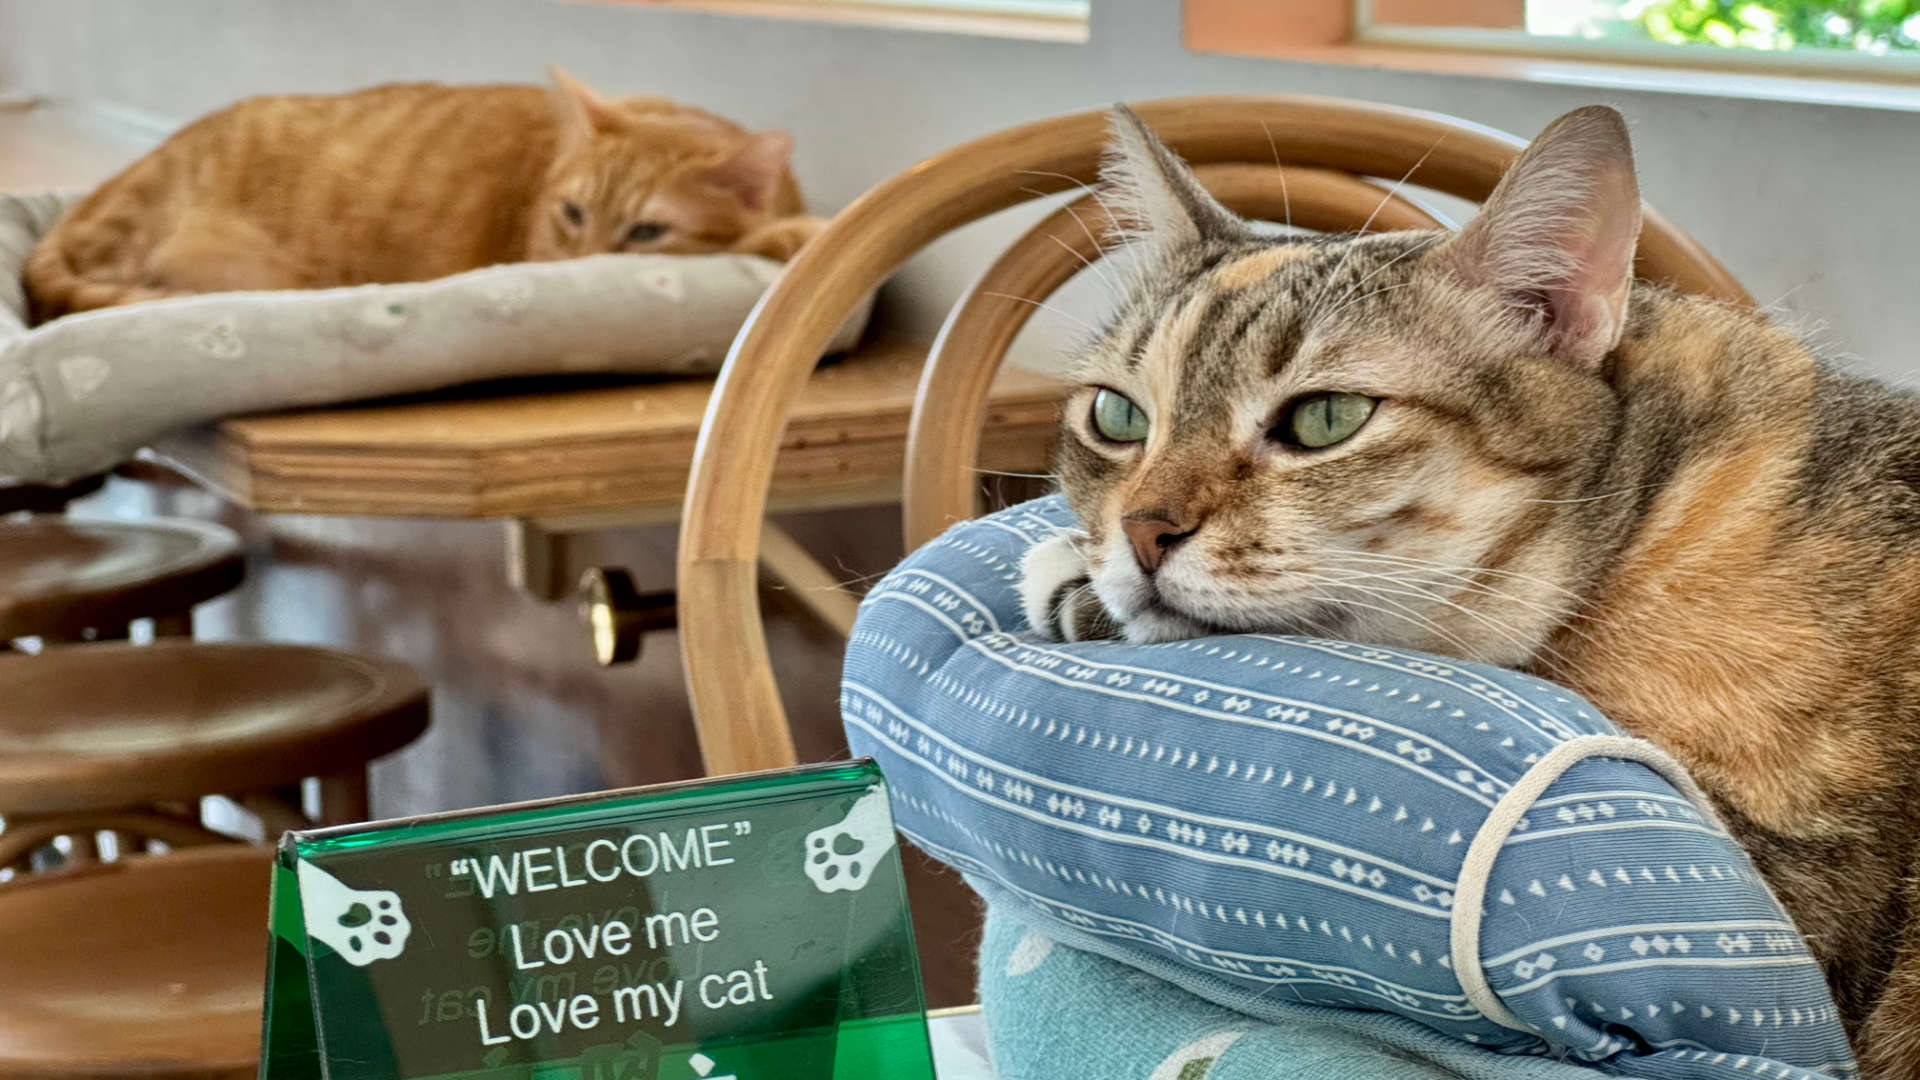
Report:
1022,105,1920,1076
24,69,820,323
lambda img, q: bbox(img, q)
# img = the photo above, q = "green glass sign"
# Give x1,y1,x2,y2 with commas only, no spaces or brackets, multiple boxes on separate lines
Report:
260,760,934,1080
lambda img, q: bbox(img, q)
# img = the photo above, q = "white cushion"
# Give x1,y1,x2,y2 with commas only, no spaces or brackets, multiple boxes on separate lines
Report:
0,192,868,483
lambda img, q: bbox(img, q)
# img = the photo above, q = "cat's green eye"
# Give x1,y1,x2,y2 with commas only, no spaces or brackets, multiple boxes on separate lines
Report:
1091,388,1150,444
1278,392,1377,449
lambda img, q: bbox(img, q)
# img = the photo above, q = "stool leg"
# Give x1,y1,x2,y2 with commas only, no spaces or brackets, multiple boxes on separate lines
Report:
61,623,131,644
240,788,310,840
66,832,100,867
318,771,371,826
152,612,194,638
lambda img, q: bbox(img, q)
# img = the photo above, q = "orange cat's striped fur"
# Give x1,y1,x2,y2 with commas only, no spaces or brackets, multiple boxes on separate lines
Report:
24,69,820,323
1025,106,1920,1075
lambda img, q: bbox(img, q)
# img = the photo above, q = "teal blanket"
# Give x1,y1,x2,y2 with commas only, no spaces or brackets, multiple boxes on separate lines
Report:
978,902,1604,1080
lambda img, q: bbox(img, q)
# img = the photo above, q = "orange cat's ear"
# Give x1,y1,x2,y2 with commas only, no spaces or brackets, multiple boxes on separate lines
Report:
547,66,627,149
1101,105,1244,257
1441,105,1642,370
702,130,794,213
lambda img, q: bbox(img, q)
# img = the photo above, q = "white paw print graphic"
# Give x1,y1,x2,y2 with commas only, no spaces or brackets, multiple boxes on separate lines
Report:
1148,1031,1246,1080
0,379,42,449
297,860,411,966
56,355,111,401
803,786,897,893
189,317,246,360
1004,929,1055,977
476,276,535,320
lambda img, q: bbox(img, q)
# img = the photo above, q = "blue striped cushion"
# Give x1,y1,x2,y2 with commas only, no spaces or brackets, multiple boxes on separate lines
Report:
842,496,1856,1080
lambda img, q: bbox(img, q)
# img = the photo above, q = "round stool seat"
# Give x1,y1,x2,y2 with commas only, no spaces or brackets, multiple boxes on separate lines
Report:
0,846,271,1079
0,641,429,815
0,517,244,640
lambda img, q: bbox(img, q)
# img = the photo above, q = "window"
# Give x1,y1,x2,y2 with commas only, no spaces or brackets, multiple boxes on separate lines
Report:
609,0,1088,42
1362,0,1920,74
836,0,1084,14
1185,0,1920,109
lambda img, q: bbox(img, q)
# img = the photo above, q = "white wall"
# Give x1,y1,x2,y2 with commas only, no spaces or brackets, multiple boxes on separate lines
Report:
3,0,1916,380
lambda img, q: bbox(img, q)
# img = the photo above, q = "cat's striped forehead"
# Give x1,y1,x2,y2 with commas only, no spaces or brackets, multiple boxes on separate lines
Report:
1083,230,1445,430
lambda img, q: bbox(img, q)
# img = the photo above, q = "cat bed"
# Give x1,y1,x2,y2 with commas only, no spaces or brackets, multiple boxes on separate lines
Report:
0,192,870,484
842,496,1857,1080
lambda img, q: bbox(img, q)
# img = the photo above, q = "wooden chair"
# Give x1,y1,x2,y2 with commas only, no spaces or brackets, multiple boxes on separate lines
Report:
675,94,1751,775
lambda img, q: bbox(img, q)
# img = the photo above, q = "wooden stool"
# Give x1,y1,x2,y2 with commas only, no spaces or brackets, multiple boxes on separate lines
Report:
0,473,105,515
0,845,272,1080
0,640,428,1077
0,516,244,641
0,640,429,871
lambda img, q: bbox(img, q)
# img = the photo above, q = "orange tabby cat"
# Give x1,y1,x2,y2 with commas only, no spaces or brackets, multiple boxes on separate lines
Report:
24,69,820,323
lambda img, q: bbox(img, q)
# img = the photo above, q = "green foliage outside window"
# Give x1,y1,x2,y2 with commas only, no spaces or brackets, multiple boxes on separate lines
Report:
1624,0,1920,51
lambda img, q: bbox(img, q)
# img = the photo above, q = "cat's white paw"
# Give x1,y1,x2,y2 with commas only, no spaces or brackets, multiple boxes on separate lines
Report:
1020,530,1097,641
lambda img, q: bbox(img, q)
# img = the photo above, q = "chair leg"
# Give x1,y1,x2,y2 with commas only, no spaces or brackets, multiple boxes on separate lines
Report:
318,771,371,826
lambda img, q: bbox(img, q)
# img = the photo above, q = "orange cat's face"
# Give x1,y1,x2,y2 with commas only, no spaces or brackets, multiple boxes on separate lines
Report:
526,73,796,261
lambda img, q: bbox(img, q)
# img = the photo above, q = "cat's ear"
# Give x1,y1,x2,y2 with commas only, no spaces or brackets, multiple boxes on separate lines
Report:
1103,105,1244,255
1440,105,1642,369
702,130,793,213
547,66,627,150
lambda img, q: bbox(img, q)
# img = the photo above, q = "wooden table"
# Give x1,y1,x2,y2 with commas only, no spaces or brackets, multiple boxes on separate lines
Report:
157,339,1064,617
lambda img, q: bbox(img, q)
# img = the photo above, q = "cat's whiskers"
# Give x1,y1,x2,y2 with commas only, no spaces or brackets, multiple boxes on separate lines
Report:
1257,120,1292,231
1522,483,1661,505
825,566,893,591
1321,548,1588,605
1347,575,1577,670
1315,281,1418,328
1295,567,1563,666
1052,579,1100,628
1014,182,1138,302
1044,233,1126,308
1316,233,1443,324
973,467,1061,481
1013,170,1148,294
1049,195,1137,296
1295,577,1481,658
1304,134,1447,324
1313,560,1576,624
1288,569,1466,641
982,291,1102,337
1312,553,1610,663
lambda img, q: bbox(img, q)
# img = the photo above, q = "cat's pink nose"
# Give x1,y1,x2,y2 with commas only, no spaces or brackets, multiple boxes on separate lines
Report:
1123,514,1199,575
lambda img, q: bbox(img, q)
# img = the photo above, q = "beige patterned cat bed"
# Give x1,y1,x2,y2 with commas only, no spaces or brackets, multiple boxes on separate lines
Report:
0,193,869,484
